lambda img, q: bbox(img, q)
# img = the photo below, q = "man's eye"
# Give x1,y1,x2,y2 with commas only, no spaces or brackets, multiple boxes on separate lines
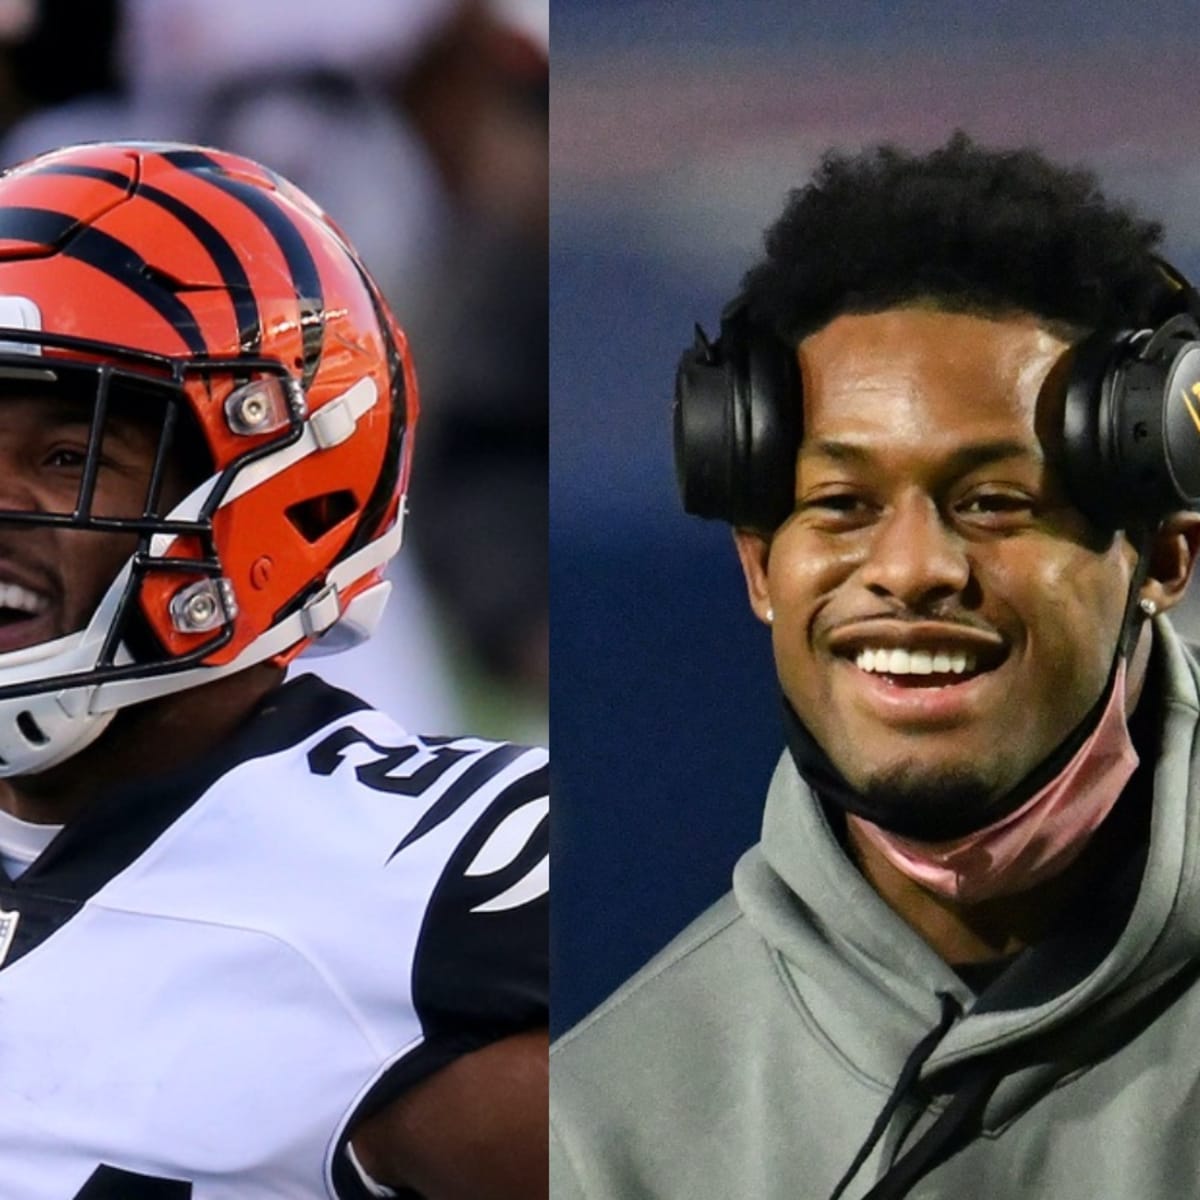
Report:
809,494,864,512
959,492,1033,516
798,493,876,527
43,448,88,469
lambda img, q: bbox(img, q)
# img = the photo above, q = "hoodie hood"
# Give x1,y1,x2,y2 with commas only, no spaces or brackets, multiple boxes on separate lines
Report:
733,618,1200,1173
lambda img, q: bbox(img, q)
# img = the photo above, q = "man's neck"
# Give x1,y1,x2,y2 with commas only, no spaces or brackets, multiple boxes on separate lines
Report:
0,664,286,826
846,817,1126,963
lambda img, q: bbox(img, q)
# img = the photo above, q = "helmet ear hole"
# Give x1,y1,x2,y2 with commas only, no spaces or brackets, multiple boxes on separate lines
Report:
15,711,46,746
285,490,358,544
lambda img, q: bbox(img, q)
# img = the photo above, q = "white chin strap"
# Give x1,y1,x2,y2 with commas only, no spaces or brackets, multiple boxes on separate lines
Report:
0,514,402,778
0,373,402,777
0,593,130,776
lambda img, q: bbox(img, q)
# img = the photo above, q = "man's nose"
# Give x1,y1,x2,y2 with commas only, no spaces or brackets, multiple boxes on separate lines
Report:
857,493,970,609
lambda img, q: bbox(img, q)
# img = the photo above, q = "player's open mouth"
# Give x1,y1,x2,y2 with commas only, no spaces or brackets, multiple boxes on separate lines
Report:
0,581,53,652
0,582,48,624
820,624,1008,715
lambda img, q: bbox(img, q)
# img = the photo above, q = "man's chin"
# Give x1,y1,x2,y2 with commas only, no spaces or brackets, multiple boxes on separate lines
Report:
851,761,1003,842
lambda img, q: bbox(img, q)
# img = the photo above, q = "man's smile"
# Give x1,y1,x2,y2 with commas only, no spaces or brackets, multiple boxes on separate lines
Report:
821,618,1009,728
829,619,1006,681
0,561,59,655
0,581,48,622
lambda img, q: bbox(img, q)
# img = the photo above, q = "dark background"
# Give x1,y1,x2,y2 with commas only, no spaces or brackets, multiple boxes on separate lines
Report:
550,0,1200,1035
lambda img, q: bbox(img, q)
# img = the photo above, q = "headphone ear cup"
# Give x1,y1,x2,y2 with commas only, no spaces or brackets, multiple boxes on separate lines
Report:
1062,322,1200,529
1061,329,1121,529
1158,340,1200,508
673,333,738,522
737,329,802,530
673,321,801,530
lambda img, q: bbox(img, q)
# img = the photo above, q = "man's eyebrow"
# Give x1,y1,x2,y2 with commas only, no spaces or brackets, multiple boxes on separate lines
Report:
802,438,1036,472
38,398,91,426
34,397,151,447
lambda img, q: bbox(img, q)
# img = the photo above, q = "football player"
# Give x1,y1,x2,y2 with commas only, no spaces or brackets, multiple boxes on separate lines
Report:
0,142,547,1199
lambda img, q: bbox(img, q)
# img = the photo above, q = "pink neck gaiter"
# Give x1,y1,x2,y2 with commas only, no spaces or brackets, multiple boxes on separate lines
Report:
848,660,1139,904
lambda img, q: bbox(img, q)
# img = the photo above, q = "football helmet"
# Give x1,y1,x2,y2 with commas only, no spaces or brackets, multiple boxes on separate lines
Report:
0,141,417,775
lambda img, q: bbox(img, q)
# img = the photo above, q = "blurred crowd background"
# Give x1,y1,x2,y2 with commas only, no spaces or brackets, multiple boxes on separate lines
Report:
0,0,548,745
552,0,1200,1034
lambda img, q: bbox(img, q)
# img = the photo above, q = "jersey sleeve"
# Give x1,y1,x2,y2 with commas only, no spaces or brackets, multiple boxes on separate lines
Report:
350,746,548,1121
411,753,549,1037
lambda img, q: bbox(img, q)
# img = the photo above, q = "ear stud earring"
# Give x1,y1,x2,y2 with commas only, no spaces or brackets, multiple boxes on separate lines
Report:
1139,597,1158,618
766,608,775,624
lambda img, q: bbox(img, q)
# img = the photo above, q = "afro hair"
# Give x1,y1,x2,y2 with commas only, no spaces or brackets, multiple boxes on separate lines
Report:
741,132,1175,344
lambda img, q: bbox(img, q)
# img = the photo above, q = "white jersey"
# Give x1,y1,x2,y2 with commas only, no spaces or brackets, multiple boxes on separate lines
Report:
0,674,549,1199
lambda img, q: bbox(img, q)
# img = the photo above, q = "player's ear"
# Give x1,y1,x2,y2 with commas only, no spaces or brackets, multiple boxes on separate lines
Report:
732,528,773,626
1140,512,1200,615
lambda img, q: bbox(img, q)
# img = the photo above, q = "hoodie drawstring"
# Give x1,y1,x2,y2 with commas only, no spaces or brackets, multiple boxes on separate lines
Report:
856,1062,1002,1200
828,993,961,1200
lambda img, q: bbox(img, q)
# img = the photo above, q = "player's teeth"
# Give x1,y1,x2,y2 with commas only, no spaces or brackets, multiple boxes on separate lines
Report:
0,583,44,614
853,647,982,675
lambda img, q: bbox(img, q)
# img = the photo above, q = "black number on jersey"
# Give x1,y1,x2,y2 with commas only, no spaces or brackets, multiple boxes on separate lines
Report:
307,726,469,796
72,1165,192,1197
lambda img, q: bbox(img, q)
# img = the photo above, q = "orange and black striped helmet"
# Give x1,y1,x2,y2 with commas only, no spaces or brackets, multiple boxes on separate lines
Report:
0,140,418,774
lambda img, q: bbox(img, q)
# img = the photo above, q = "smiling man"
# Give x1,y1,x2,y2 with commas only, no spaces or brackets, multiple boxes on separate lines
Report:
0,142,548,1200
551,135,1200,1200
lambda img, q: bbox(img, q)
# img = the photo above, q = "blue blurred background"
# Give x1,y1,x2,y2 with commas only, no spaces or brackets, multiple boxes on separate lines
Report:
551,0,1200,1035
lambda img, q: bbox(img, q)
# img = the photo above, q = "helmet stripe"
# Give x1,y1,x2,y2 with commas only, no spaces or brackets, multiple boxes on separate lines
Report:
0,205,78,245
341,269,407,556
160,149,324,388
136,184,262,354
0,204,207,354
32,163,263,355
64,224,208,355
29,163,130,190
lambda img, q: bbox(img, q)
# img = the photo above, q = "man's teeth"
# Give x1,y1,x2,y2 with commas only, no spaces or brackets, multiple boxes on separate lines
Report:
854,647,977,675
0,582,46,616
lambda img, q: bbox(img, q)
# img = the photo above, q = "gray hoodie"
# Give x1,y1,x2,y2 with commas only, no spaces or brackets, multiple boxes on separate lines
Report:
551,621,1200,1199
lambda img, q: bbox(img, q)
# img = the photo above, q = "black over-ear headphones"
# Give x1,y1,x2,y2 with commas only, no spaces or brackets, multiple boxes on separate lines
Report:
673,260,1200,532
